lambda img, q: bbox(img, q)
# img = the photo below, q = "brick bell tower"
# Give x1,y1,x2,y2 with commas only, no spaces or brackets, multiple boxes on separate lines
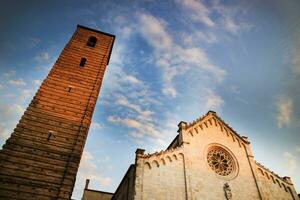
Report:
0,25,115,199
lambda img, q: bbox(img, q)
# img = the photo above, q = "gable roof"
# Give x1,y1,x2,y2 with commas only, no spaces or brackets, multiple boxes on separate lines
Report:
167,111,250,149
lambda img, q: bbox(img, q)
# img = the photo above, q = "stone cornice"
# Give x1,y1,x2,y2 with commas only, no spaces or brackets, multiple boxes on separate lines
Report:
184,111,250,144
255,161,292,185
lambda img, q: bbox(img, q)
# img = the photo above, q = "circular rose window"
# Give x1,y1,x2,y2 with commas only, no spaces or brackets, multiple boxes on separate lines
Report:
207,147,235,176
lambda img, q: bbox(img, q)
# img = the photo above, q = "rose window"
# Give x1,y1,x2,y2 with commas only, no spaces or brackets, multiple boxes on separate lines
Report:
207,147,234,176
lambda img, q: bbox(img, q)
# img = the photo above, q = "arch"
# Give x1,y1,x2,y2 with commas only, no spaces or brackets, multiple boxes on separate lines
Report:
189,130,193,137
87,36,97,47
218,122,223,132
145,162,151,170
79,58,87,67
257,168,264,176
212,117,217,126
166,156,172,162
161,158,166,165
152,160,159,167
172,154,178,161
265,172,270,180
276,179,281,187
270,175,275,183
194,127,198,134
178,153,184,160
282,184,287,192
237,138,241,147
199,124,203,130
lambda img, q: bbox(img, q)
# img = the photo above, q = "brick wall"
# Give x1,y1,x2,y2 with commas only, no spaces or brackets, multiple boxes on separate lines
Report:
0,25,115,200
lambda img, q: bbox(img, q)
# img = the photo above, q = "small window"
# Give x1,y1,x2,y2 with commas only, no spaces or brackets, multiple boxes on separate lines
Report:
80,58,86,67
87,36,97,47
67,86,73,92
47,131,55,141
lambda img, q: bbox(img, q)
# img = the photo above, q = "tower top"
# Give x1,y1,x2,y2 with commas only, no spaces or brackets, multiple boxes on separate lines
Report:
77,24,115,65
77,24,116,38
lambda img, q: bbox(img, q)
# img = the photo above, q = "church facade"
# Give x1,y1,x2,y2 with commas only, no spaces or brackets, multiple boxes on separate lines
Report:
109,111,299,200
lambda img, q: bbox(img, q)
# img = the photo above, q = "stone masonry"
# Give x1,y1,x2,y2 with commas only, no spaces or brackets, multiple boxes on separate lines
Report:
112,111,299,200
0,25,115,200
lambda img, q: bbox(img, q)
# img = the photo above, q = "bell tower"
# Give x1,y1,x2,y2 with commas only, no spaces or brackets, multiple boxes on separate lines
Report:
0,25,115,199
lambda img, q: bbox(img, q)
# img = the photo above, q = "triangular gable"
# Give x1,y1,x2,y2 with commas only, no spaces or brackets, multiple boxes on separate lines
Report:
167,111,250,150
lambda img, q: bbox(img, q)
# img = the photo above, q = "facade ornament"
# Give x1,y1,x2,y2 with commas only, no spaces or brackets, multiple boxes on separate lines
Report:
224,183,232,200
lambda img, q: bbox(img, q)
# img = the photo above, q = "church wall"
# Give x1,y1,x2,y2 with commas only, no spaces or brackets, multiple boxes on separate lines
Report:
134,149,186,200
255,165,299,200
181,115,261,199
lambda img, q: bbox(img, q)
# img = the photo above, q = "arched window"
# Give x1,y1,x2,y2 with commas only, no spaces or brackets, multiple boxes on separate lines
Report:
87,36,97,47
80,58,87,67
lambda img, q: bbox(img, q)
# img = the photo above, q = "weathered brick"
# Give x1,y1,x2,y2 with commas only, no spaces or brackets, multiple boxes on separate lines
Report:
0,25,115,199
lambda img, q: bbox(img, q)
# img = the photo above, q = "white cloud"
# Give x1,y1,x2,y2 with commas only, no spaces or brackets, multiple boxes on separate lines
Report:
0,123,11,141
0,84,3,90
19,89,33,102
115,96,153,119
283,152,297,171
3,70,16,78
212,0,252,35
9,78,26,86
0,104,25,118
138,13,172,50
33,79,42,86
99,177,112,186
177,0,252,35
177,0,215,27
182,31,218,45
204,89,225,111
72,151,113,198
137,13,226,98
122,75,141,84
35,52,50,62
91,122,103,130
108,116,160,139
276,97,293,128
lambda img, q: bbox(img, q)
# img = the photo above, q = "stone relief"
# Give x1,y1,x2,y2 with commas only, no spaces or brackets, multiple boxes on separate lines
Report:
224,183,232,200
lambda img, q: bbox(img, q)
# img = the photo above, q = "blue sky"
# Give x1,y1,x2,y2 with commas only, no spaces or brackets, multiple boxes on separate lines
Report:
0,0,300,199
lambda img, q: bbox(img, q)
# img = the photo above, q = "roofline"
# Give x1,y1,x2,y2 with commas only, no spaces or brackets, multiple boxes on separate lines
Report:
167,134,179,150
113,164,135,196
77,24,116,65
185,111,250,144
84,188,114,195
77,24,116,38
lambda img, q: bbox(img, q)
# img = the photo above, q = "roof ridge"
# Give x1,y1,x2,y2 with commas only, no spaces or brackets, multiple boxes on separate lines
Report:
141,144,184,159
185,111,249,144
255,160,291,184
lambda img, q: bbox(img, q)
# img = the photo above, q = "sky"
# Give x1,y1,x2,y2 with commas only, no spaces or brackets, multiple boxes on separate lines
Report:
0,0,299,199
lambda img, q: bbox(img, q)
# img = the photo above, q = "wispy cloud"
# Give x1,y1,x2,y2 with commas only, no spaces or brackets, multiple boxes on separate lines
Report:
204,89,225,111
177,0,215,27
177,0,252,35
9,78,26,86
35,52,50,62
283,152,297,171
73,151,112,198
276,97,293,128
19,89,33,102
137,12,226,98
91,122,103,130
33,79,42,86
